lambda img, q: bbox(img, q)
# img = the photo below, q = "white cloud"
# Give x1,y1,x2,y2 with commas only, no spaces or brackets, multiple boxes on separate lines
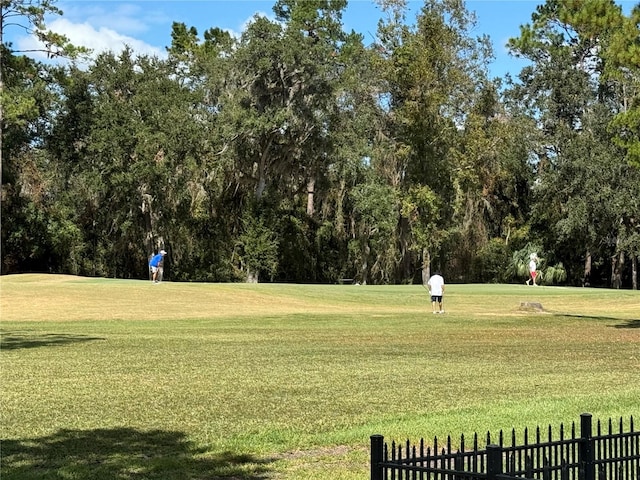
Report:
10,2,277,64
16,18,165,62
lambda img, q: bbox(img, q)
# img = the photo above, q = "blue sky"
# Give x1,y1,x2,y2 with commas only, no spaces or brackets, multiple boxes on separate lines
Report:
6,1,635,79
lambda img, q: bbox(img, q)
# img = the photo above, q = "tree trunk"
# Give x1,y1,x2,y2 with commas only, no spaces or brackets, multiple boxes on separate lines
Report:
632,255,638,290
361,238,370,285
140,189,154,255
421,248,431,285
246,269,259,283
255,139,273,202
306,178,315,216
611,250,624,289
256,175,266,202
583,250,591,287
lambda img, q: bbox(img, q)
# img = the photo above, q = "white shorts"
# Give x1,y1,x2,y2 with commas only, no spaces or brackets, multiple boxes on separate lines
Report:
150,266,159,273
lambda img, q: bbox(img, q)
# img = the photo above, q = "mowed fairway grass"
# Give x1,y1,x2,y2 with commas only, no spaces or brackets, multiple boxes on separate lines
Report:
1,274,638,479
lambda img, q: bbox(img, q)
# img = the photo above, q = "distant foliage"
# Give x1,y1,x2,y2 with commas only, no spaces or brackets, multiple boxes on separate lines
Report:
1,0,638,288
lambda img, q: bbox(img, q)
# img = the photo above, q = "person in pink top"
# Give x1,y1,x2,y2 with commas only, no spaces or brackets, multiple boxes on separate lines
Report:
526,253,539,286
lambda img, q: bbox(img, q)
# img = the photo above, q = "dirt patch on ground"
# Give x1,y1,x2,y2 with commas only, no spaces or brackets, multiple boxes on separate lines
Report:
519,301,545,312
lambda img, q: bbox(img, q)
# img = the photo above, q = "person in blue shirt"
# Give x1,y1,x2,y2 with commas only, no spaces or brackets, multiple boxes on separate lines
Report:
149,250,166,283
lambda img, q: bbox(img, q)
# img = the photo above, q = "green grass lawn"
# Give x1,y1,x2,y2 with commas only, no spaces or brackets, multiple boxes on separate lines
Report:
1,274,638,479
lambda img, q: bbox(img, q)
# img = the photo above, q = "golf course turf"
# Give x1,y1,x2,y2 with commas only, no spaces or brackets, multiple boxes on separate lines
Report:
1,274,638,479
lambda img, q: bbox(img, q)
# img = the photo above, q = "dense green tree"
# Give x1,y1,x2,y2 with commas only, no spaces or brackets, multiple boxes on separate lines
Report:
507,0,639,288
400,184,441,283
226,2,343,202
3,0,637,288
348,179,397,284
600,3,640,287
235,210,279,283
46,49,222,279
165,22,244,281
375,0,504,282
315,29,389,282
565,0,640,170
450,91,536,282
1,0,86,273
211,0,348,281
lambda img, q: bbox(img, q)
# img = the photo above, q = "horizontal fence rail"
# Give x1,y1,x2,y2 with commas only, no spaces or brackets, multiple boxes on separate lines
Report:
371,413,639,480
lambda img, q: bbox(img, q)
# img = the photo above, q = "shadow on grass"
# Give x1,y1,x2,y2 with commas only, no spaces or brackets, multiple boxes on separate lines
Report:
612,319,640,329
1,427,273,479
0,332,105,351
553,315,640,329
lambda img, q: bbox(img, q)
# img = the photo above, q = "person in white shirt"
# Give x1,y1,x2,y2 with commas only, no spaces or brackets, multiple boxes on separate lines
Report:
427,272,445,314
526,253,538,286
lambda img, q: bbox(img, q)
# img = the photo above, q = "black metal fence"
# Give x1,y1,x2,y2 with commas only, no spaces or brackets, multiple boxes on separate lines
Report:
370,413,639,480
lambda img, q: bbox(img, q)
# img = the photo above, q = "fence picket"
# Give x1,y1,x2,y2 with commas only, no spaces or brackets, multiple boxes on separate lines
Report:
523,455,531,479
371,413,639,480
542,454,550,480
536,426,542,477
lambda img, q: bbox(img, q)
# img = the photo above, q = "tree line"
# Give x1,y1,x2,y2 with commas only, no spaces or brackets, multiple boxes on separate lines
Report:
2,0,639,288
